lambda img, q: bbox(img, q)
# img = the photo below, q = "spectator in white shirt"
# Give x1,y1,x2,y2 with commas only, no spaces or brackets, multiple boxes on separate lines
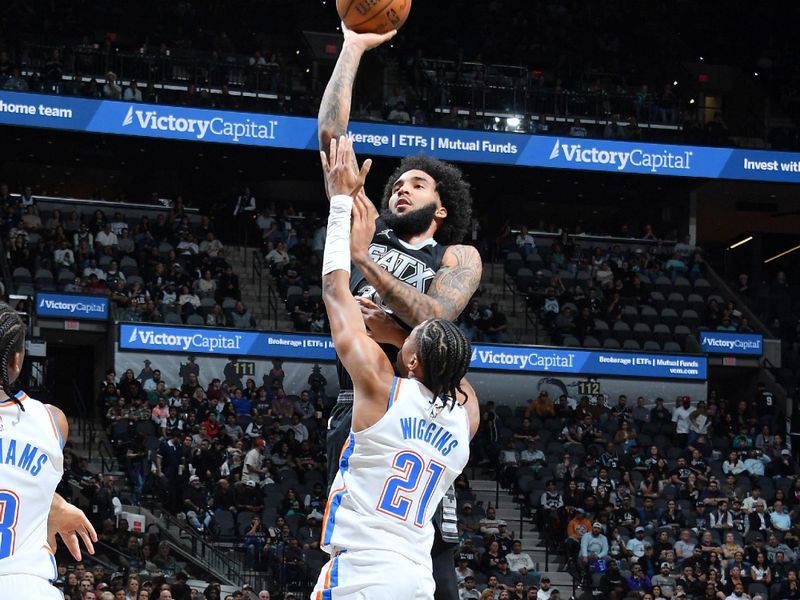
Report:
123,80,143,102
515,226,536,258
103,71,122,99
54,240,75,268
505,540,535,574
95,223,118,249
83,258,106,280
672,396,693,447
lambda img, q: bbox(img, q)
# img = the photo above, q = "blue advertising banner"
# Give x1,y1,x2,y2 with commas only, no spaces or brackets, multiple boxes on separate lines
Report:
2,91,800,183
469,344,707,380
36,292,108,320
119,323,706,380
698,331,763,356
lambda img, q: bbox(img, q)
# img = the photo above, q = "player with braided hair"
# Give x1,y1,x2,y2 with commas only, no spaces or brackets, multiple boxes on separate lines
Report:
313,137,479,600
0,303,96,597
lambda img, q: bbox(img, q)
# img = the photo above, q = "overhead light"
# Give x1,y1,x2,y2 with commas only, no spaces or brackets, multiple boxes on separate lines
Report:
506,117,520,128
673,80,678,86
765,243,800,264
728,236,753,250
689,99,695,104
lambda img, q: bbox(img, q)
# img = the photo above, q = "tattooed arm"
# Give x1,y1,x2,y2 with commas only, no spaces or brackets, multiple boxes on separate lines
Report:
352,243,483,327
318,24,396,162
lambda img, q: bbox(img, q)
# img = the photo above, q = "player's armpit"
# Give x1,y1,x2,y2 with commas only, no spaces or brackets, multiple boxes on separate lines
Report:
424,244,483,321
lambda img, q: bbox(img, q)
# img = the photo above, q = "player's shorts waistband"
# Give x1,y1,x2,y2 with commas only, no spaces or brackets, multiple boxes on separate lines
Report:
336,390,354,404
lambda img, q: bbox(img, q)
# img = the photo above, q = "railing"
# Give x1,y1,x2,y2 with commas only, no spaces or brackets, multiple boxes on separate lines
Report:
96,439,115,473
21,42,290,101
72,380,96,452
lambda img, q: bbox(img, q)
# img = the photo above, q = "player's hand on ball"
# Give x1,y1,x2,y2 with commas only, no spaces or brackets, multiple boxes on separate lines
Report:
342,21,397,51
357,297,407,347
320,135,372,198
350,190,377,260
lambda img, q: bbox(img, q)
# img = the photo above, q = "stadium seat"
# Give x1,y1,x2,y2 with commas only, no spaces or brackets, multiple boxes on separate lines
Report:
583,336,601,348
660,308,678,329
654,276,672,295
680,309,700,330
666,292,685,312
639,305,658,327
642,340,660,351
516,267,534,293
603,338,621,350
673,277,691,294
622,339,640,350
593,319,610,340
673,325,691,346
12,267,32,284
612,321,632,342
504,252,522,277
164,313,182,324
632,322,651,344
663,341,681,352
621,305,638,325
653,323,671,344
562,335,580,347
649,291,666,311
187,314,205,325
693,278,712,296
687,293,705,313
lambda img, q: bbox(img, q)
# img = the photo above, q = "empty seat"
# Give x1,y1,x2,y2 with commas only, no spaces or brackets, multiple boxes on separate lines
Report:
639,305,658,327
660,308,679,329
687,293,704,313
12,267,32,283
680,309,700,330
603,338,621,350
34,268,54,282
653,323,671,344
516,268,534,293
673,324,691,345
186,314,205,325
622,305,638,325
164,313,182,324
612,321,632,342
693,278,711,296
674,277,692,293
663,341,681,352
643,340,661,351
583,336,601,348
562,335,580,347
649,291,666,311
623,339,641,350
632,322,651,343
654,276,672,295
504,252,523,277
667,292,685,311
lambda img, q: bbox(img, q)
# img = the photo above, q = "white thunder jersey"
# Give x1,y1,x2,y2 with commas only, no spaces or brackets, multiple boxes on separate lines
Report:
0,392,64,581
321,376,471,567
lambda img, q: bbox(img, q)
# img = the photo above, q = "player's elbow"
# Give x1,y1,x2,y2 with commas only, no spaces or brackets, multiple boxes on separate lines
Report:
319,128,337,151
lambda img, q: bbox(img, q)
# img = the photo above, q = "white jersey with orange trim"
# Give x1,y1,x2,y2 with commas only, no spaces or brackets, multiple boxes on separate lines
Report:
320,375,471,568
0,392,64,581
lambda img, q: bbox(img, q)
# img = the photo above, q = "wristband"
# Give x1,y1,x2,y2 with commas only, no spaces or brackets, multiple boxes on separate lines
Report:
322,194,353,276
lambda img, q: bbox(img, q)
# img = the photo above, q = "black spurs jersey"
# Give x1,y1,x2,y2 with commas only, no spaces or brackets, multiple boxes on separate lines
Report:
338,221,448,390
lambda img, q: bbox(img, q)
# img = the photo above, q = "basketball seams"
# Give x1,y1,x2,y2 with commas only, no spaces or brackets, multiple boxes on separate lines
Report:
348,0,407,32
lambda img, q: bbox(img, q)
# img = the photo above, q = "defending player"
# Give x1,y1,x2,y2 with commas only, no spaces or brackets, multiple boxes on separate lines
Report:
318,23,482,600
0,304,97,597
313,135,479,599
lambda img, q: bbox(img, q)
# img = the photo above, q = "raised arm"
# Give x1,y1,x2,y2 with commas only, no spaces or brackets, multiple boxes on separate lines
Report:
318,24,397,157
352,241,482,326
320,137,395,426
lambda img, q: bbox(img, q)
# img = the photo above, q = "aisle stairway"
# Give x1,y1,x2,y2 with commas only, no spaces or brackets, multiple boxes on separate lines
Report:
470,471,575,595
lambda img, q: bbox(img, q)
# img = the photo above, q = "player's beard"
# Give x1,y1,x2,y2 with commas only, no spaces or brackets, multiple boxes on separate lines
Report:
380,203,437,239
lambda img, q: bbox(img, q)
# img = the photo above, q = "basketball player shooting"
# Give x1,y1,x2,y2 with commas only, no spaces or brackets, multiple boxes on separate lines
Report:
318,22,482,600
0,304,97,598
314,134,479,600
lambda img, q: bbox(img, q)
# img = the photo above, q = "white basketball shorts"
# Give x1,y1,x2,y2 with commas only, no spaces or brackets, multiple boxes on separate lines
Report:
0,574,63,598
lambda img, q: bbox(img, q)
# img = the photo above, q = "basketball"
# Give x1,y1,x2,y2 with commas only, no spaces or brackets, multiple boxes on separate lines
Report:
337,0,412,34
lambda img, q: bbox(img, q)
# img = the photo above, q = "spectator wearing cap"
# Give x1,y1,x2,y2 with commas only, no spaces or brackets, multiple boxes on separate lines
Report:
242,438,266,485
651,562,676,597
183,475,212,532
536,577,552,600
458,502,481,538
495,557,517,588
579,522,609,574
770,448,797,478
235,480,264,513
626,526,648,559
455,554,475,585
